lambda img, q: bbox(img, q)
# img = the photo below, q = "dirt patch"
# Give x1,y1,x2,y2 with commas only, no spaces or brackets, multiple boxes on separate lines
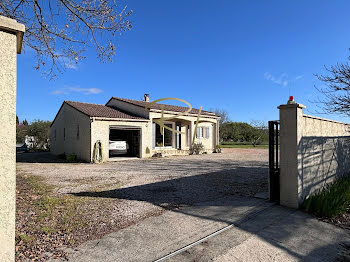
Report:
322,209,350,231
15,173,162,261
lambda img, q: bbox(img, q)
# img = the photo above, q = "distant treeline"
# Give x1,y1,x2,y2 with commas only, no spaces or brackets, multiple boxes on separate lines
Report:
220,122,268,146
16,116,52,150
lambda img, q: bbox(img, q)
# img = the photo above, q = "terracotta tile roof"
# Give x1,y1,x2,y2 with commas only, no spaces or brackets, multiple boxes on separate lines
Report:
65,101,147,120
110,97,218,117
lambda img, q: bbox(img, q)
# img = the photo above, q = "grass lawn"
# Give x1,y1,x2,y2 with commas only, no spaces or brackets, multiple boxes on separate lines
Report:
220,144,268,149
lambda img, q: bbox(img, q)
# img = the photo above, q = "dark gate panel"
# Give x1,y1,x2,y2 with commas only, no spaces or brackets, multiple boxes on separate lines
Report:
269,120,280,202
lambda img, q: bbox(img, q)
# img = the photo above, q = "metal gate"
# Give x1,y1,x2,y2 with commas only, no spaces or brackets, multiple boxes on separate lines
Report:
268,120,280,202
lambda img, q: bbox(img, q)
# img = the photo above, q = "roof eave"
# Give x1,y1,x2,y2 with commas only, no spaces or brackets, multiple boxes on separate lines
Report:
91,116,150,122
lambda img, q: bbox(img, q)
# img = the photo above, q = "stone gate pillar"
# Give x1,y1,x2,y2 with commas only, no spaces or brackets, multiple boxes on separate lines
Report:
278,101,305,208
0,16,25,262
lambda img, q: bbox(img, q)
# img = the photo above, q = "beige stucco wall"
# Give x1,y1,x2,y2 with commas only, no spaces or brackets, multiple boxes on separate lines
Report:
279,103,350,208
50,102,220,162
90,119,151,161
50,103,91,162
298,114,350,203
195,122,216,150
0,16,24,262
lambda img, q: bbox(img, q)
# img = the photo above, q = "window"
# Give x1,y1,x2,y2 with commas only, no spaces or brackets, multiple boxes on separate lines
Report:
63,128,66,140
77,124,80,139
196,126,210,139
155,123,173,147
196,127,203,138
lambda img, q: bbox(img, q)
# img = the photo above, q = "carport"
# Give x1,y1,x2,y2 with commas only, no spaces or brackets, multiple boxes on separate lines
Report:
109,126,141,159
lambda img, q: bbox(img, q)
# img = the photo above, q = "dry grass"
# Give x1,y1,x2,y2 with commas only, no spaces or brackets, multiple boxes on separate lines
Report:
15,173,132,261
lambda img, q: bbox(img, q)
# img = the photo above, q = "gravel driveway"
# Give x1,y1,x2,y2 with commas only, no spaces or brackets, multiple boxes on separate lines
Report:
17,148,268,200
16,149,268,260
17,148,268,234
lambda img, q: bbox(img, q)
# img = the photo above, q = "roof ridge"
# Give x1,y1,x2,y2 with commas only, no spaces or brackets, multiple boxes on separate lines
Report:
111,96,215,114
65,100,105,106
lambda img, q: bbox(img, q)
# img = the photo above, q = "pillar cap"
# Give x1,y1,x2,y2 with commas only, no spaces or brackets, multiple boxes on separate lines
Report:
278,103,306,110
0,16,25,54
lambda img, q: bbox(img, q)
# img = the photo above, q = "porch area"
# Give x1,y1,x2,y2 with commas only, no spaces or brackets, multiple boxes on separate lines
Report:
151,117,218,156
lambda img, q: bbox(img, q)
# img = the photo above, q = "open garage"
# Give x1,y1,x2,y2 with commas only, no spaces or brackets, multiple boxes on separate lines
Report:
109,126,141,158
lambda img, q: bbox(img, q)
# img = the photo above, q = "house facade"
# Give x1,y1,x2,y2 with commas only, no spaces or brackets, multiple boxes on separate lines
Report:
50,95,220,162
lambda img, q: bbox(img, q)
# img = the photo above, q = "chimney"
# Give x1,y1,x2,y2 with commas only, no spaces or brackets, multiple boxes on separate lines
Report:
144,94,150,102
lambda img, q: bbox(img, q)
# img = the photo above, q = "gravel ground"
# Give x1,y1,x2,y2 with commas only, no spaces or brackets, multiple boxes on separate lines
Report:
17,148,268,197
16,149,268,260
17,148,268,232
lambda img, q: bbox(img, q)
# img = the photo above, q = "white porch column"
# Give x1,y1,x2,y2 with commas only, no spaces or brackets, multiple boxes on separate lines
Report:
190,121,196,146
0,16,25,262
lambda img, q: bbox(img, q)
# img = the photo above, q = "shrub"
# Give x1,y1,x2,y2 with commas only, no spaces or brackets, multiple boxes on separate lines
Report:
301,175,350,218
190,142,204,155
215,144,223,153
152,152,163,158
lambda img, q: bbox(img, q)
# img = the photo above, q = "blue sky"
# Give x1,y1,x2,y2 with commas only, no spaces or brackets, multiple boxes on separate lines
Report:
17,0,350,123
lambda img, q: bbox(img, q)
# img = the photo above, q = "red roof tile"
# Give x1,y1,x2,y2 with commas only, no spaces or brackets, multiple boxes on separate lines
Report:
65,101,147,120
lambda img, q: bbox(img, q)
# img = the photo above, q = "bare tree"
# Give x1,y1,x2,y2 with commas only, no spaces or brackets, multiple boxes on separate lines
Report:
212,108,230,125
249,120,268,147
315,58,350,116
0,0,132,78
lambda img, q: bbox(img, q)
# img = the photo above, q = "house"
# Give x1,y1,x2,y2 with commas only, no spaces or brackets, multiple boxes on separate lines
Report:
50,94,220,162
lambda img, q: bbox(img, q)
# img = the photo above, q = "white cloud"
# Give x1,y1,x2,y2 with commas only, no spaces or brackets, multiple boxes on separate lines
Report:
264,72,303,87
51,86,103,95
65,62,78,70
264,72,288,87
295,75,304,80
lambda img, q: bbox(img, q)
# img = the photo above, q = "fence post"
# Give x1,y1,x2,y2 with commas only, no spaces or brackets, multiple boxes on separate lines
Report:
0,16,25,262
278,102,305,208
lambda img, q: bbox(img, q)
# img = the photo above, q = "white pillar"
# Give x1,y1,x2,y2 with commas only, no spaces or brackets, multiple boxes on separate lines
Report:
190,121,195,146
278,102,305,208
0,16,25,262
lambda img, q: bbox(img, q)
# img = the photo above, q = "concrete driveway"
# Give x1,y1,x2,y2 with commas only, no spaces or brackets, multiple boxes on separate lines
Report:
52,196,349,262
